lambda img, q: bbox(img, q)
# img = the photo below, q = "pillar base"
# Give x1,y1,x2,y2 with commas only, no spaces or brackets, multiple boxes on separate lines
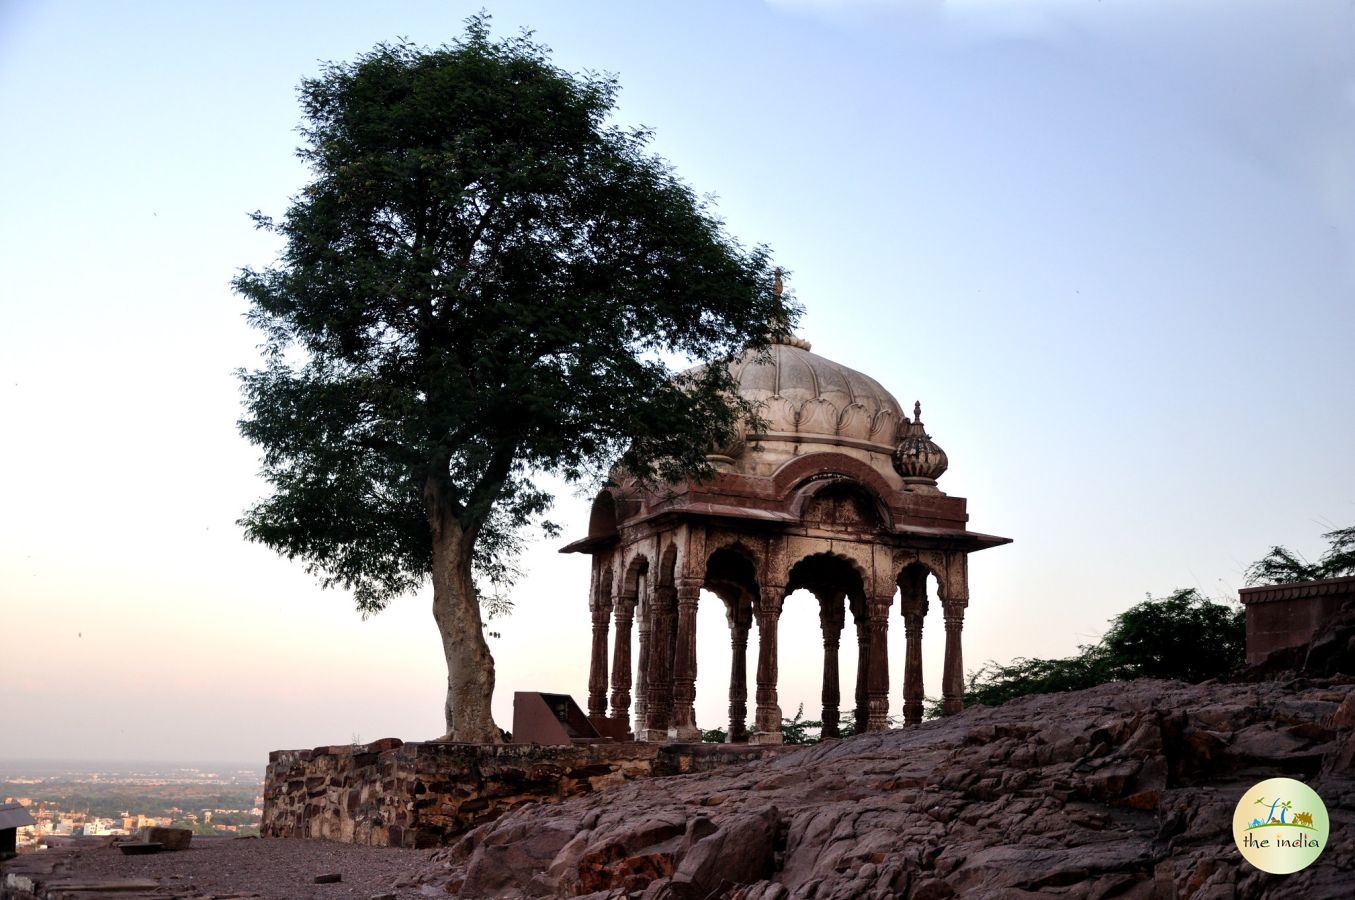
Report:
748,730,784,745
668,724,702,743
903,700,924,726
638,728,669,743
941,698,963,716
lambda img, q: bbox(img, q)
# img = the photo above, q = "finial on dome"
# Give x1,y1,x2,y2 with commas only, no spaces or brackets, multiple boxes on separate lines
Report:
893,400,948,487
766,266,811,350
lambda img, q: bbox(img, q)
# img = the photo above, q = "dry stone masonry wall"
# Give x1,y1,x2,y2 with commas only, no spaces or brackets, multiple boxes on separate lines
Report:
263,738,788,849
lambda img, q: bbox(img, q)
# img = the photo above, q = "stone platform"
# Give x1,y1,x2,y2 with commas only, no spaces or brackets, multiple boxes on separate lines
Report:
263,738,790,849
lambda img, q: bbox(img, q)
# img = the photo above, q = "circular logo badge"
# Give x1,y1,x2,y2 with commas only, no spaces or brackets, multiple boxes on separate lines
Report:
1233,777,1329,874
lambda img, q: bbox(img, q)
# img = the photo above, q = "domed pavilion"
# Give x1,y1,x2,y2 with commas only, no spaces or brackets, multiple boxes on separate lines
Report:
561,318,1010,745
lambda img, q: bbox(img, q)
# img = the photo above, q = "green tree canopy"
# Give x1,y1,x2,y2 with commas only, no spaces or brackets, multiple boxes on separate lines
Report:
1245,525,1355,585
235,20,795,741
959,589,1244,710
1102,588,1245,682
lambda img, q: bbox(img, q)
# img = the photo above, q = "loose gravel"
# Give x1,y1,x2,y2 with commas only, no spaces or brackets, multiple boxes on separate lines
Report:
4,836,450,899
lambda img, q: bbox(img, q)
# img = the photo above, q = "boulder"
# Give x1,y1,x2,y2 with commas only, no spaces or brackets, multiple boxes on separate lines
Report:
138,826,191,851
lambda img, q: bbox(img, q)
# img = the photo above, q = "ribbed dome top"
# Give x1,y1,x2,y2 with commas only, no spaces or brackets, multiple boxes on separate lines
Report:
727,340,905,446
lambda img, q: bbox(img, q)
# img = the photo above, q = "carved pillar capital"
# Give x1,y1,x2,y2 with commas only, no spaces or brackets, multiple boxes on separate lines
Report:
757,583,786,619
900,595,928,623
867,596,892,623
615,590,639,619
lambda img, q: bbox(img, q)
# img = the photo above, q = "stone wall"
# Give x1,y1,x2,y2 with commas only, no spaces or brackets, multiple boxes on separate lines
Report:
1240,575,1355,664
263,738,787,849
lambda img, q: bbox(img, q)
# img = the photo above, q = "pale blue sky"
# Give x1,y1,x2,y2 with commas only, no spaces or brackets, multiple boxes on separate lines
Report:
2,0,1352,762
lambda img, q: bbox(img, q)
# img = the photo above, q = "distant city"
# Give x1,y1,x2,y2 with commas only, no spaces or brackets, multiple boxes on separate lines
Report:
1,759,264,849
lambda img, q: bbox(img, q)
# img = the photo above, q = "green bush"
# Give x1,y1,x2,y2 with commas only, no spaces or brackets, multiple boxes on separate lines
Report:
959,588,1243,711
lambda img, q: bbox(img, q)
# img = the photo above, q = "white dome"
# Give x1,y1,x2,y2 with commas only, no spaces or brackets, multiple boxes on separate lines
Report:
727,340,905,448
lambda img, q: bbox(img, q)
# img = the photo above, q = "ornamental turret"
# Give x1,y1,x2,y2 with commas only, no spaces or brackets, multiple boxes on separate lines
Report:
893,401,949,489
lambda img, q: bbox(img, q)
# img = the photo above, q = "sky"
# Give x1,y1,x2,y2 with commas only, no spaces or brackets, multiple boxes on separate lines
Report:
2,0,1352,764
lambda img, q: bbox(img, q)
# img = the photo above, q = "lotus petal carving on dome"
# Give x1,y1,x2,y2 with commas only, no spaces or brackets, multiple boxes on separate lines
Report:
760,396,801,434
869,408,898,443
835,402,872,440
796,397,839,435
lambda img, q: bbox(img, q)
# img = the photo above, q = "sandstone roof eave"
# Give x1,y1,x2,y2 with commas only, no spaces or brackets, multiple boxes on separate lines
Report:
560,502,1012,554
558,533,619,555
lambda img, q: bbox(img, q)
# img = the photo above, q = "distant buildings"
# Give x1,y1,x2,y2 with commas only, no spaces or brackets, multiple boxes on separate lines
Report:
0,802,37,855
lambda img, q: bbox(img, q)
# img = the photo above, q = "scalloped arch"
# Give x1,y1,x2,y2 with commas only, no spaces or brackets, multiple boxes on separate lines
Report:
784,549,870,596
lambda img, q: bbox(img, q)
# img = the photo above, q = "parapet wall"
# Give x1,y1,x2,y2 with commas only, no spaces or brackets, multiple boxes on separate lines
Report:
263,738,787,848
1241,575,1355,665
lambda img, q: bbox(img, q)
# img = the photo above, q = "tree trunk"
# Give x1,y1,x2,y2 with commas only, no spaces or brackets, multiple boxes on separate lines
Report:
428,481,502,743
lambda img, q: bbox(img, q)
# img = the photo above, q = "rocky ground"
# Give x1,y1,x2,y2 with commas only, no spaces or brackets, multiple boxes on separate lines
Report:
422,676,1355,898
0,836,440,899
5,675,1353,899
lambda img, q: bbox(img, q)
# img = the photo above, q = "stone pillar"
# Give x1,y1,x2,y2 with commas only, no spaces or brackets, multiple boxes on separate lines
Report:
901,598,927,726
866,596,892,732
852,598,869,734
641,585,676,741
750,583,785,745
669,578,703,741
727,599,751,743
634,592,650,737
942,598,968,716
587,592,612,720
609,592,637,729
818,591,846,738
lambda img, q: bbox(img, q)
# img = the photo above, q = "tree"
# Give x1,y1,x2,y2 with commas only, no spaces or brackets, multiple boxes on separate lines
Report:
1245,525,1355,585
234,20,793,742
957,589,1243,710
951,645,1115,711
1101,588,1244,683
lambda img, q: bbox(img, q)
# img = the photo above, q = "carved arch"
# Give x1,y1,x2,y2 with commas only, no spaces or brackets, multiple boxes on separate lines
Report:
892,550,947,596
588,490,619,540
704,534,766,573
704,544,760,621
622,553,650,596
792,478,890,532
657,543,679,587
785,551,869,604
771,453,899,518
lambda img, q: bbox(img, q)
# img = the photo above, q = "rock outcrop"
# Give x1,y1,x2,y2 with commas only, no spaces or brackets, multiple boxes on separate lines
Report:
417,677,1355,898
